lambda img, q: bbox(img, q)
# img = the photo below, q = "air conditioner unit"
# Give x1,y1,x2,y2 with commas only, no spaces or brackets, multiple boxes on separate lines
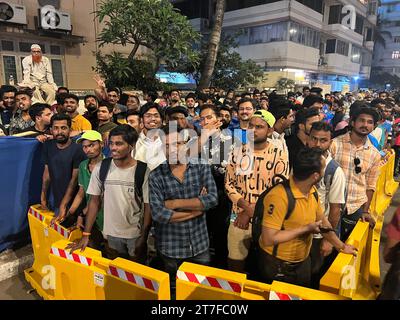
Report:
39,6,71,32
0,2,27,25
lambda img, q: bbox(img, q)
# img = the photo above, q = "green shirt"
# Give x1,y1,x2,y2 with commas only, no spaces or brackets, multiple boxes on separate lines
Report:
78,158,104,230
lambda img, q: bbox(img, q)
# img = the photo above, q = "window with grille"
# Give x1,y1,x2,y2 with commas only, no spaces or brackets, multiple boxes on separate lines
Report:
50,45,62,55
2,56,18,84
1,40,14,51
51,59,64,87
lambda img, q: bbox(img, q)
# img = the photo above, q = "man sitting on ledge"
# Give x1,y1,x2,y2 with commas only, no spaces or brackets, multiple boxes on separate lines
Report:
19,44,58,105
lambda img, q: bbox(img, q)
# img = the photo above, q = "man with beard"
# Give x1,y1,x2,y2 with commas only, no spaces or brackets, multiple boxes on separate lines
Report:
22,103,53,142
330,107,379,240
9,91,35,135
185,92,199,124
168,89,182,108
68,125,150,264
225,110,288,273
307,121,346,288
65,131,105,251
229,98,255,144
198,104,233,268
83,95,99,129
269,99,295,177
286,107,320,170
20,44,57,105
219,106,232,129
0,85,17,133
41,114,86,221
63,93,92,135
258,147,356,287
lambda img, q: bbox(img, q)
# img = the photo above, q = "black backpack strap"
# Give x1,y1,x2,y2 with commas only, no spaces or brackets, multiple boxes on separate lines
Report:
272,179,296,257
99,158,112,193
134,160,147,200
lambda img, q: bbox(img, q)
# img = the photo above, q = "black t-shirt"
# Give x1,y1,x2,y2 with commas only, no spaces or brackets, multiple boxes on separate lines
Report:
42,140,86,208
285,134,306,170
22,125,51,137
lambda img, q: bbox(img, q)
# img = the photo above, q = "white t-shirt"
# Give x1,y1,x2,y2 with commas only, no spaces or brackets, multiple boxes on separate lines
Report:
135,131,166,171
315,153,346,238
87,160,150,239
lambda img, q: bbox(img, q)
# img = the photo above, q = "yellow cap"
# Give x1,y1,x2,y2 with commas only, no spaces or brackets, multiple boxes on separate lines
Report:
76,130,103,143
251,109,276,127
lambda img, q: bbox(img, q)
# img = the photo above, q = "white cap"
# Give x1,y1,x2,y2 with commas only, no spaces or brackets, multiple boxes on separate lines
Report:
31,44,41,51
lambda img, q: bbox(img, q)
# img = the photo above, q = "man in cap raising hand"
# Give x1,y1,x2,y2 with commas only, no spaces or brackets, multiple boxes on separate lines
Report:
19,44,58,105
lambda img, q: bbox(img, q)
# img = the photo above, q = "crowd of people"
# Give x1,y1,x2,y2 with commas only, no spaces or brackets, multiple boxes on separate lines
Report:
1,46,400,299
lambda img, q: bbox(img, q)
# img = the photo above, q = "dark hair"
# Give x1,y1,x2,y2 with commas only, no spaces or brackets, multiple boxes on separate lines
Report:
161,124,183,136
127,94,140,105
349,100,369,119
303,86,310,92
295,107,320,129
269,99,292,120
185,92,196,100
237,97,254,109
109,124,138,146
351,106,380,124
370,98,387,108
146,91,158,102
310,121,333,136
98,100,114,113
260,96,269,102
57,87,69,93
197,92,209,102
199,104,219,116
56,92,69,105
293,147,324,181
1,85,17,99
29,103,51,122
219,105,233,115
169,89,180,96
107,87,120,95
84,94,98,103
253,89,260,95
302,95,324,108
126,109,140,119
50,113,71,128
139,102,164,120
63,93,79,103
15,90,32,99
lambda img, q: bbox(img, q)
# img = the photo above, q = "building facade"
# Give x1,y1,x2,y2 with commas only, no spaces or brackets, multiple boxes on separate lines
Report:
372,0,400,77
174,0,378,92
0,0,141,91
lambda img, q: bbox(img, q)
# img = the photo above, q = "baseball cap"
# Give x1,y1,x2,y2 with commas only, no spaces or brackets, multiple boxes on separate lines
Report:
76,130,103,144
251,109,276,127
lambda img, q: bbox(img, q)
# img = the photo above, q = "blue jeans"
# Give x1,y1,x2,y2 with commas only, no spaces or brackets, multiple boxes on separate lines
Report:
159,250,211,300
107,235,139,259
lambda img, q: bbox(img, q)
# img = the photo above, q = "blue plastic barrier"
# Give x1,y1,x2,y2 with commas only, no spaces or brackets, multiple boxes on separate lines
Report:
0,137,43,252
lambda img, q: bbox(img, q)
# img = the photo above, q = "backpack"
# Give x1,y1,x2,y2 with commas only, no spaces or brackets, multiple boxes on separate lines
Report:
99,158,147,204
251,174,318,257
323,158,347,213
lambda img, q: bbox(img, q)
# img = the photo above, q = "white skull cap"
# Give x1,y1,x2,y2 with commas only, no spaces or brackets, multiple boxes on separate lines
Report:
31,44,41,51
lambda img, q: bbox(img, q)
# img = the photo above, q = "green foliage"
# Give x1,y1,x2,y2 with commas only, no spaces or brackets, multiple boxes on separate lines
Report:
276,77,296,92
176,33,264,90
94,51,167,92
96,0,200,72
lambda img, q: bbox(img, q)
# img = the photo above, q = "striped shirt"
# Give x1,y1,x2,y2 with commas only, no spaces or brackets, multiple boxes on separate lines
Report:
330,132,381,215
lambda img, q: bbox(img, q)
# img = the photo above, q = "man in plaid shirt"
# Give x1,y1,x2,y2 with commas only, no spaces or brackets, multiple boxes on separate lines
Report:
330,106,379,240
149,124,218,298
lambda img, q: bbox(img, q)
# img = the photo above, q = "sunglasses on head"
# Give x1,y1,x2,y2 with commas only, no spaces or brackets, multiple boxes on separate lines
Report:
354,157,361,174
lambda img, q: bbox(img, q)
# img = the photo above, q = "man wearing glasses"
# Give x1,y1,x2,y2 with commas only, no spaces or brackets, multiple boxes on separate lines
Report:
19,44,58,105
330,106,380,241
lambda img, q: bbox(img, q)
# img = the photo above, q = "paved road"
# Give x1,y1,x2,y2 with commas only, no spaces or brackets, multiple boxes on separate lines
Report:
0,188,398,300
